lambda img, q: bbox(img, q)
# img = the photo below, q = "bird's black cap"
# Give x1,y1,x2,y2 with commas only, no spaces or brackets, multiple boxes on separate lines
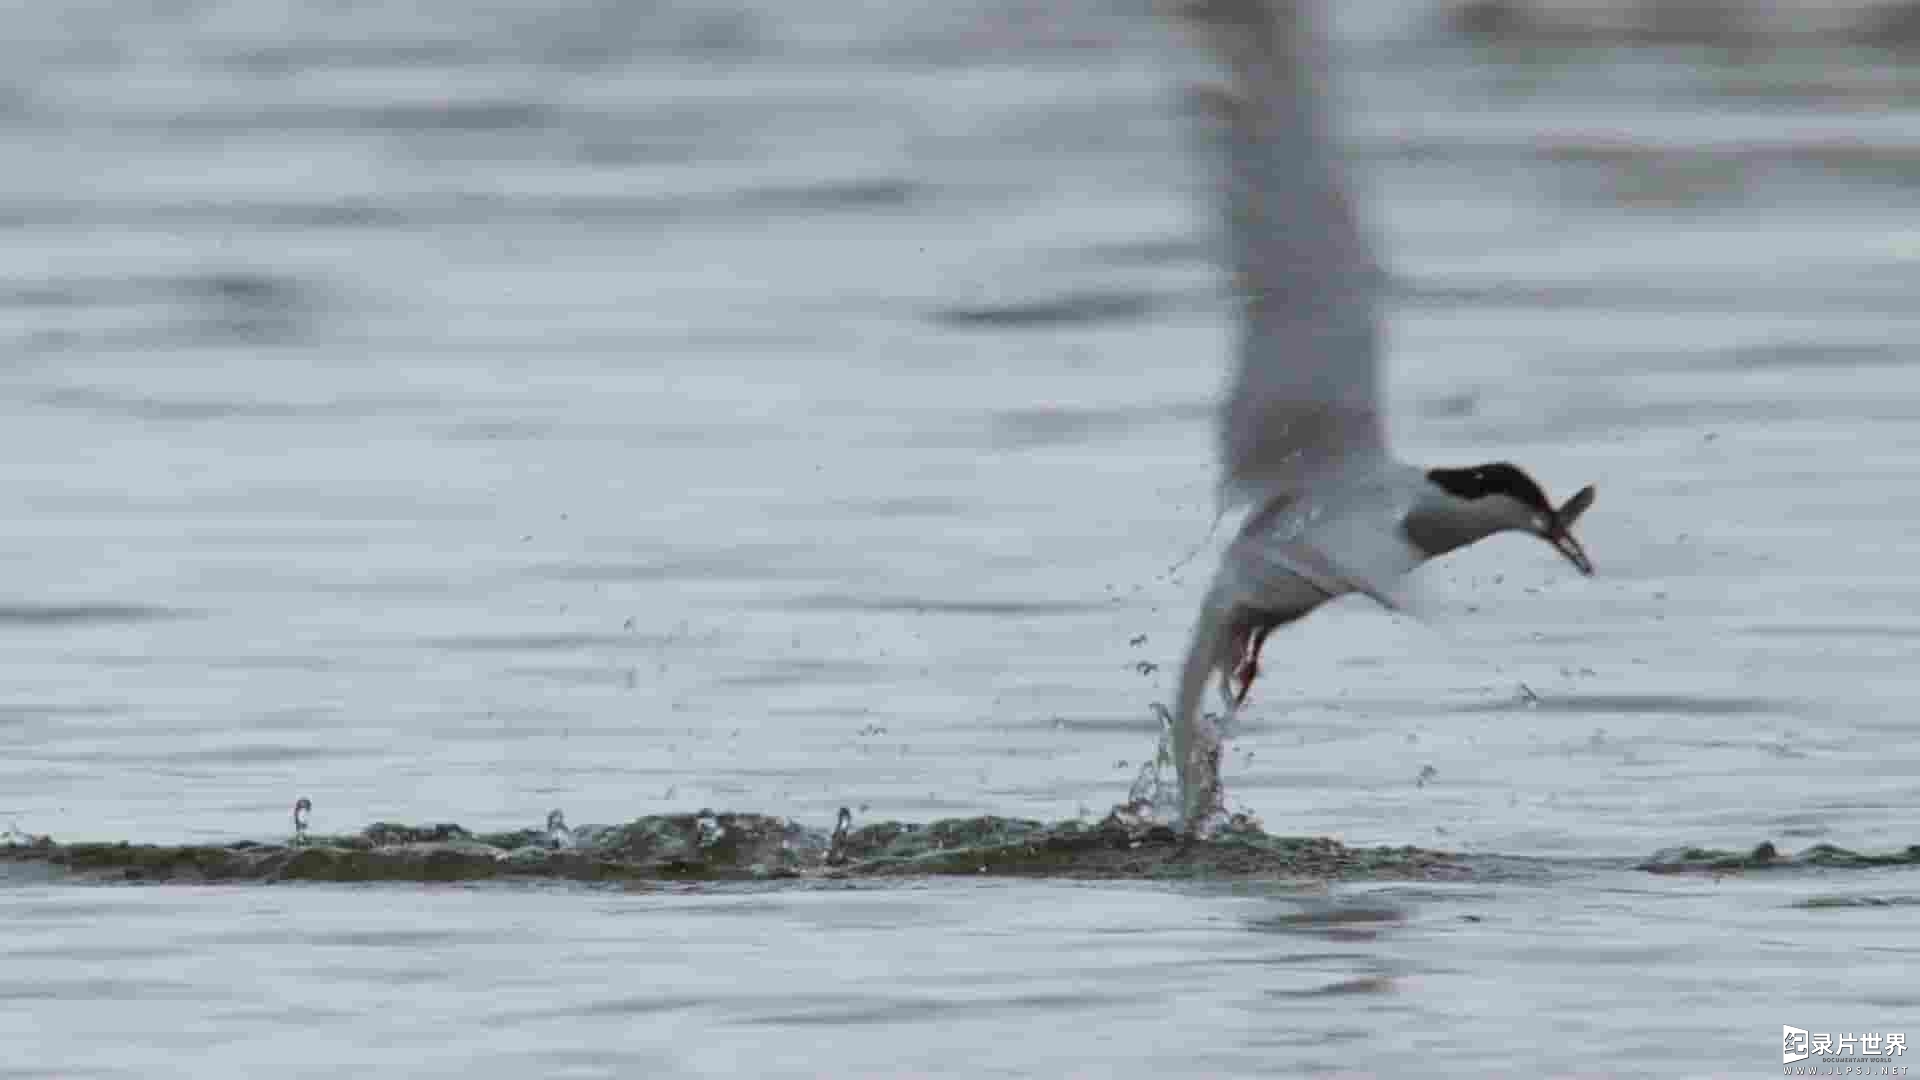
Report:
1426,463,1554,516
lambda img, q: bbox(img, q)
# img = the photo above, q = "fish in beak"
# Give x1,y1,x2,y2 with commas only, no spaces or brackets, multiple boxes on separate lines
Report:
1546,485,1596,576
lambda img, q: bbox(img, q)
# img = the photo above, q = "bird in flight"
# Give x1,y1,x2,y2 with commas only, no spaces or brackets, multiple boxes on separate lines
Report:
1159,0,1598,833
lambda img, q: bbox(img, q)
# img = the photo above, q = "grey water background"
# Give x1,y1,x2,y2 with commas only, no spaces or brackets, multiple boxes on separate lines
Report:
5,1,1920,1075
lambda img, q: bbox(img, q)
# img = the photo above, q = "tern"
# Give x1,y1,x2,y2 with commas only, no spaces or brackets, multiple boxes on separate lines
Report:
1160,0,1598,832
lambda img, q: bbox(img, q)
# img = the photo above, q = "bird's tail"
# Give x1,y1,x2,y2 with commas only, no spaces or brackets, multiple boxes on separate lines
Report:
1171,595,1236,829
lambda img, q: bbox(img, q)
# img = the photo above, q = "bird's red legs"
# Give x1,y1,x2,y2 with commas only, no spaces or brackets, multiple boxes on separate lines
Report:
1232,624,1274,708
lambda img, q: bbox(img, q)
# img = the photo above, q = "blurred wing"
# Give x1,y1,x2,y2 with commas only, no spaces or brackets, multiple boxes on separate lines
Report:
1168,0,1387,509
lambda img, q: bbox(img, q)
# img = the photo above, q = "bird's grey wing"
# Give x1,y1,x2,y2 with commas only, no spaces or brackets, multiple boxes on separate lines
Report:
1169,0,1387,509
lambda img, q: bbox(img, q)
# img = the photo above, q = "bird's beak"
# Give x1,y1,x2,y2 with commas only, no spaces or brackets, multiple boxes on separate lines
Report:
1547,485,1597,576
1550,529,1593,576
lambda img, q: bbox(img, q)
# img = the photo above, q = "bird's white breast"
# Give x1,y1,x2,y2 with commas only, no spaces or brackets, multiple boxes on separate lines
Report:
1210,464,1428,618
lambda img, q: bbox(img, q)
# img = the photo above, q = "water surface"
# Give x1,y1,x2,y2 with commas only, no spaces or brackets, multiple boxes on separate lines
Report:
3,2,1919,1075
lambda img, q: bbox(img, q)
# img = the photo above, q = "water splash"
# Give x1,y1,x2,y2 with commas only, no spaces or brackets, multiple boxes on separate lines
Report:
545,809,575,850
827,806,854,866
291,798,311,846
695,810,725,848
1113,704,1183,828
1,820,47,847
1114,703,1258,838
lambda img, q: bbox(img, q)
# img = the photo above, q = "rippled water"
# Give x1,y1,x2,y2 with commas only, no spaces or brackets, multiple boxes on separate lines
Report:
5,2,1920,1076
